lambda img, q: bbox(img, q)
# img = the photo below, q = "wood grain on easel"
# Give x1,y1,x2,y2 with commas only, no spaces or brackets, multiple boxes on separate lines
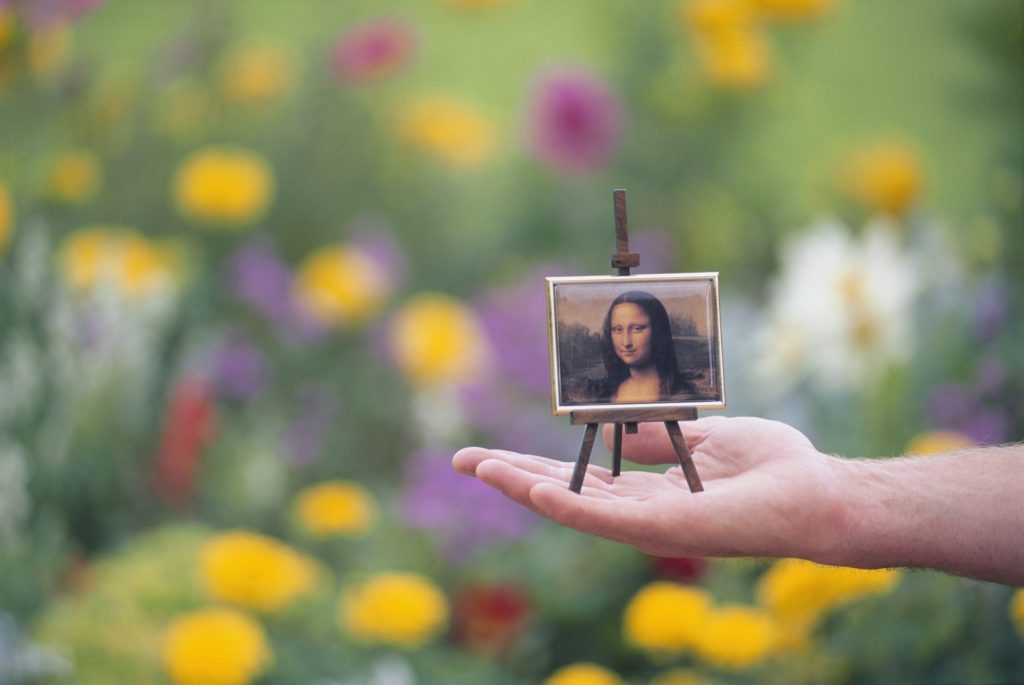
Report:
569,423,599,493
664,420,704,492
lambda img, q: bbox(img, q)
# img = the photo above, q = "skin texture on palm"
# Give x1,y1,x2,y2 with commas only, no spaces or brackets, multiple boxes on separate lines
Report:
452,416,1024,585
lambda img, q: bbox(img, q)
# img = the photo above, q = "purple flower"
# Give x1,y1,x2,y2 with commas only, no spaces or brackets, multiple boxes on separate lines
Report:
4,0,104,29
209,334,268,401
474,270,552,395
350,215,407,289
525,66,624,175
630,230,678,274
227,240,327,345
329,17,417,85
228,241,293,321
971,276,1013,343
280,384,337,466
402,449,539,560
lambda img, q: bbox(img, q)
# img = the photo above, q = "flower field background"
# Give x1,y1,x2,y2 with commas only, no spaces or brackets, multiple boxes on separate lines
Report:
1,1,1022,684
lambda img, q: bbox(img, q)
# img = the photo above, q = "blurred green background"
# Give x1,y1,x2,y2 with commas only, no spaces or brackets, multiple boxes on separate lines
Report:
1,0,1021,684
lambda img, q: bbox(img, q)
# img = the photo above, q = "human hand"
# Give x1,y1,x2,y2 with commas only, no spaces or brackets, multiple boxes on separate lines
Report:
452,416,852,563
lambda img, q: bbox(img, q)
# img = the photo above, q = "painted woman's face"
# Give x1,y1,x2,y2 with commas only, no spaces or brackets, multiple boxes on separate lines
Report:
610,302,652,367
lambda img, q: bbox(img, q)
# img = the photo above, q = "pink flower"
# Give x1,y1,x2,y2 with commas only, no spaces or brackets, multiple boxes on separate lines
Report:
329,17,417,85
525,66,624,175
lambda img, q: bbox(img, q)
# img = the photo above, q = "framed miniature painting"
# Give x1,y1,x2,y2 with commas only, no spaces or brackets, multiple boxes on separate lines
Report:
546,273,725,416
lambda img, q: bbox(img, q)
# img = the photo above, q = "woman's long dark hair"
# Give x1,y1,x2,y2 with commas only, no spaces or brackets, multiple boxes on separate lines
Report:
601,290,682,395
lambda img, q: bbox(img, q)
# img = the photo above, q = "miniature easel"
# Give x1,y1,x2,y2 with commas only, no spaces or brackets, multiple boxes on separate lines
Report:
568,189,704,494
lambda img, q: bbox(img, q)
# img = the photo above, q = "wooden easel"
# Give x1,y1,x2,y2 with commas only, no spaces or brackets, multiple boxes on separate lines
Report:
568,189,705,495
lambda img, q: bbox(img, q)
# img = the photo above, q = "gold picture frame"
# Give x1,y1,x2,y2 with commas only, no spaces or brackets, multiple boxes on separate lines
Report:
545,272,726,416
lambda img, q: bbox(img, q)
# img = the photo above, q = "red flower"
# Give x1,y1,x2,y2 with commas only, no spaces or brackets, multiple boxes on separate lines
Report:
652,556,708,583
329,17,417,85
152,376,217,507
454,583,531,655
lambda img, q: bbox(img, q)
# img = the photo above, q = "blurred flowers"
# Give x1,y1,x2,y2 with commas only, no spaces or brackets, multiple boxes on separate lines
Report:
757,559,899,634
752,0,834,21
57,226,182,299
623,582,711,654
525,66,623,175
398,95,495,167
453,583,531,654
543,663,623,685
294,480,376,537
841,142,923,217
903,429,973,456
681,0,833,87
329,17,417,85
389,293,489,386
218,40,297,106
401,448,539,558
200,531,321,612
339,572,449,647
294,243,392,327
0,180,11,255
174,147,274,226
207,333,268,402
45,150,102,205
152,376,218,507
755,218,921,393
682,0,772,88
162,607,271,685
227,240,318,339
1011,590,1024,640
692,604,780,670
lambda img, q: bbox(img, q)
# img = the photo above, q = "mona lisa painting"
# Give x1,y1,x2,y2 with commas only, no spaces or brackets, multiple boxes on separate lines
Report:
545,273,725,415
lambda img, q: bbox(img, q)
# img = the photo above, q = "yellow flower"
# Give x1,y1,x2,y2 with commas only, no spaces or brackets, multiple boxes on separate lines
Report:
0,181,12,256
904,430,974,456
174,147,274,226
757,558,899,630
0,9,15,48
219,41,297,105
682,0,757,34
294,244,390,326
28,22,71,78
693,604,780,670
398,95,495,167
163,607,270,685
46,151,102,205
389,293,488,386
1010,589,1024,640
201,531,320,612
339,572,448,647
693,26,772,88
294,480,376,537
649,668,706,685
751,0,835,21
623,581,712,654
58,227,181,299
543,663,624,685
841,142,923,217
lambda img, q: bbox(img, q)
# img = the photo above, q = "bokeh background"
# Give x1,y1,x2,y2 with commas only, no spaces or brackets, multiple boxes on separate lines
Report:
1,1,1022,684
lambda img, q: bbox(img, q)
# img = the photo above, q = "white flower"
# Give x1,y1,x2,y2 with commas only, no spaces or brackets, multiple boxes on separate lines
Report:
756,217,922,393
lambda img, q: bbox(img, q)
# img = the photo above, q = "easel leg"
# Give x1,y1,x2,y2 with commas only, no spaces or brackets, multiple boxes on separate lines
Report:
612,423,623,477
664,421,704,493
570,423,599,493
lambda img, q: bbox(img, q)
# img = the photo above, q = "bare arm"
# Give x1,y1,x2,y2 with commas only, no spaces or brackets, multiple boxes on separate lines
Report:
451,416,1024,586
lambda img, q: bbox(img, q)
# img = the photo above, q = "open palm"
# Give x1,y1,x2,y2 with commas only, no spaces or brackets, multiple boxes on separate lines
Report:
453,416,847,561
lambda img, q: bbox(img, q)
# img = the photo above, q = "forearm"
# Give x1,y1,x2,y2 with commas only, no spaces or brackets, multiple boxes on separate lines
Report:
832,446,1024,585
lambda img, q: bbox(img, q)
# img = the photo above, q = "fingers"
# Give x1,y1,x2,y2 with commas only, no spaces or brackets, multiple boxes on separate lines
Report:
527,482,667,551
474,460,614,517
602,416,729,465
453,447,614,484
